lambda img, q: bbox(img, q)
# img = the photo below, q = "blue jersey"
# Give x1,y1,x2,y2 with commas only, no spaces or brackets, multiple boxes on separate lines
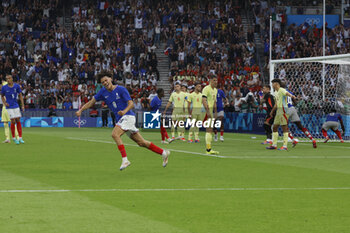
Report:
286,90,294,108
150,95,162,111
1,83,22,109
326,112,342,122
216,89,226,112
94,85,135,121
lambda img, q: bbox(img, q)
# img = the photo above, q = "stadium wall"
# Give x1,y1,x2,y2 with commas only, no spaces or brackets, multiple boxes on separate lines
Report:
0,113,348,138
0,113,265,134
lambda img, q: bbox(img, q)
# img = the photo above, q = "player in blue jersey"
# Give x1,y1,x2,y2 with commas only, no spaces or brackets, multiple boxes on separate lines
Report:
76,71,170,171
1,75,18,143
280,82,317,148
214,88,228,142
150,88,163,111
321,109,345,143
150,88,173,144
1,75,24,145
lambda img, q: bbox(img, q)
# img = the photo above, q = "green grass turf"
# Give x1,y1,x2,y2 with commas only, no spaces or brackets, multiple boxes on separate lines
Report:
1,128,350,233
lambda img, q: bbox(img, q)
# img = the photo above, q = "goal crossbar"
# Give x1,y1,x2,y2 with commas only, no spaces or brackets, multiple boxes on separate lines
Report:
270,54,350,64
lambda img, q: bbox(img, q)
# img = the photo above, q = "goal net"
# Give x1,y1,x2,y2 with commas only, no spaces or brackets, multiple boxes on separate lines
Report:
270,54,350,141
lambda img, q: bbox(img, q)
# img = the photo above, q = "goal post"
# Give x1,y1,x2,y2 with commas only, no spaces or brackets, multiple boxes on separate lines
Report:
269,54,350,141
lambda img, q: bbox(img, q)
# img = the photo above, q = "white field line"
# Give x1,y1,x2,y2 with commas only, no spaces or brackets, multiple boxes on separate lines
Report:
139,132,350,148
1,187,350,193
140,132,350,143
66,137,350,159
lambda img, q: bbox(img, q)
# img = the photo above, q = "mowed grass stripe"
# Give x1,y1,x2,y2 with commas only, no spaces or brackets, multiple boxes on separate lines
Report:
66,136,350,159
1,128,350,233
2,186,350,193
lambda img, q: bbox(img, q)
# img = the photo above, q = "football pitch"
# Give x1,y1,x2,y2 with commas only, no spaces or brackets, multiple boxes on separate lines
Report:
1,128,350,233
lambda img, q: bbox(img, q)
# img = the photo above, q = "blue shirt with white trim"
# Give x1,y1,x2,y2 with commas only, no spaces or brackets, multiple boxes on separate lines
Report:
1,83,22,109
286,90,294,108
150,95,162,111
326,112,342,122
94,85,135,122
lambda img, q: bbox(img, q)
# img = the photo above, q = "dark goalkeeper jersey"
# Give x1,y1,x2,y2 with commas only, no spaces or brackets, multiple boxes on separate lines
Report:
263,93,275,115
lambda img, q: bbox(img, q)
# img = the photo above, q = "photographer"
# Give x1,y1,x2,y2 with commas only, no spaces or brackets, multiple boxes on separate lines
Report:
241,88,259,113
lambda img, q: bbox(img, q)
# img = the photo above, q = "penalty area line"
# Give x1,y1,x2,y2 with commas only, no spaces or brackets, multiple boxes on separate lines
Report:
1,187,350,193
66,137,350,159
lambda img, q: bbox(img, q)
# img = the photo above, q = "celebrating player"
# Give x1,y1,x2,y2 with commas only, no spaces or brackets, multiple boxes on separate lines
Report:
321,108,345,143
266,78,296,150
214,88,228,142
260,85,275,145
281,82,317,148
187,82,203,143
163,82,186,140
202,76,219,155
1,75,24,145
150,88,174,144
76,71,170,171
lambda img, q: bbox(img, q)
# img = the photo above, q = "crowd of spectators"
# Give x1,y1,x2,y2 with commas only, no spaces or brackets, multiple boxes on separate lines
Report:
0,0,161,111
251,0,349,61
1,0,346,114
164,0,263,113
247,0,349,113
0,0,264,113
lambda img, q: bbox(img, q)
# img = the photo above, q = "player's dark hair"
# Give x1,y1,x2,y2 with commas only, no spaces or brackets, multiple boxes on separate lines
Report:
271,78,282,85
195,82,202,86
280,82,286,88
263,84,270,89
157,88,164,95
96,70,112,83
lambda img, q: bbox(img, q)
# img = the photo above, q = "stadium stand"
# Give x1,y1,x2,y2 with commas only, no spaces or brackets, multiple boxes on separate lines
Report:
0,0,348,115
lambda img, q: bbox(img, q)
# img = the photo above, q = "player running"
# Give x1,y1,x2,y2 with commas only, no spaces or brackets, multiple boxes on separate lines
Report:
321,109,346,143
163,82,186,141
1,75,24,145
150,88,174,144
266,78,296,151
202,76,219,155
260,85,275,145
76,71,170,171
214,88,228,142
187,82,204,143
281,83,317,148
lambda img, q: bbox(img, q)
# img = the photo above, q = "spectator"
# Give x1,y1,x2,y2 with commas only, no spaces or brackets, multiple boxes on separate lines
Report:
134,98,142,111
140,93,150,110
63,98,72,110
72,95,81,110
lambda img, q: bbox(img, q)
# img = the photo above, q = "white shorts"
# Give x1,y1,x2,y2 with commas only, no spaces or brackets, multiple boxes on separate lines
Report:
217,110,224,118
7,108,22,119
322,121,339,131
116,115,139,135
287,107,300,122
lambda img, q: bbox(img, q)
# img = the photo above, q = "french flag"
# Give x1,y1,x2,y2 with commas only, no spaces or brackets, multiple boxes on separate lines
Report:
98,1,109,10
164,47,171,56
